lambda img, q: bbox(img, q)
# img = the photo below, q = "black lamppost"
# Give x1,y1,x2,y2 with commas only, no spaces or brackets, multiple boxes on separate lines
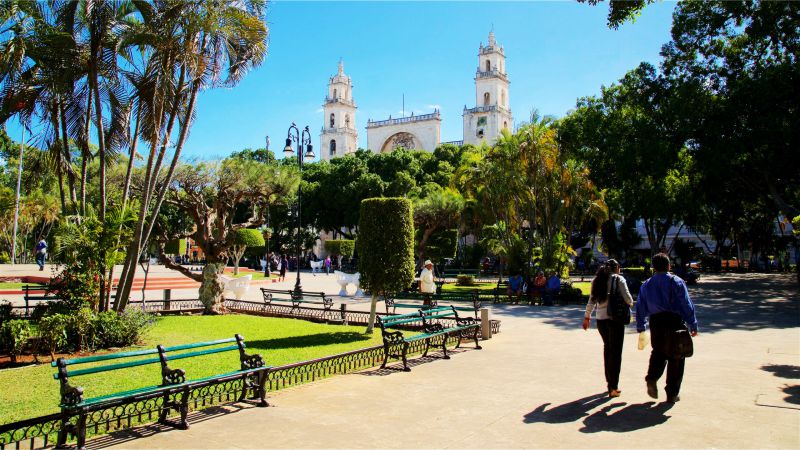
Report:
284,123,314,292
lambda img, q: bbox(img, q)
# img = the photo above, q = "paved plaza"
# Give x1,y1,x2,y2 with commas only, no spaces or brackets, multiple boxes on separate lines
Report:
37,270,792,449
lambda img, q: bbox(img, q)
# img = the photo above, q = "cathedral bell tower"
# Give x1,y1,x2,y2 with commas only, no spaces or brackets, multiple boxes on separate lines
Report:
320,60,358,160
463,31,512,146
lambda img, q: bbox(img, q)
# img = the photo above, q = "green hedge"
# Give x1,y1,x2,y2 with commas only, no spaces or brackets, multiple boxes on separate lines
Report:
164,238,187,255
232,228,265,247
325,239,355,258
357,198,415,295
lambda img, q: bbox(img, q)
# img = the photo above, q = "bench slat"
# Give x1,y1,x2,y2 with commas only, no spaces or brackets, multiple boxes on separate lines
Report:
51,347,160,367
167,345,240,362
59,355,163,378
383,317,423,328
163,337,237,353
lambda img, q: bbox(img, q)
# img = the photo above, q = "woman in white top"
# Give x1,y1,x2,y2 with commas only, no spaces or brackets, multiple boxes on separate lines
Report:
582,259,634,397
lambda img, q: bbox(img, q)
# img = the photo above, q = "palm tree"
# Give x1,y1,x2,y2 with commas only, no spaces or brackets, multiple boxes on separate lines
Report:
114,0,269,311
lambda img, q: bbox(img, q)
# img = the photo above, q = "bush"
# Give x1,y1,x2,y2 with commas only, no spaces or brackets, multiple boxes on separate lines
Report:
358,198,415,333
456,275,475,286
559,282,584,304
0,320,31,362
358,198,415,295
48,269,100,310
0,252,9,264
68,307,94,351
91,309,154,348
422,229,458,263
164,238,188,255
38,314,69,361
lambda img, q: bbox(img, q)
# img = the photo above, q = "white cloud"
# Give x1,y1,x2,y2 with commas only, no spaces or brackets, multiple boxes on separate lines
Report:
315,108,324,113
426,104,441,110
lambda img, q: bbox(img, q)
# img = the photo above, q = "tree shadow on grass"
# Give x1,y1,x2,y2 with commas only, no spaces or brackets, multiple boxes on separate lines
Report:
523,393,612,424
247,332,372,350
579,401,673,433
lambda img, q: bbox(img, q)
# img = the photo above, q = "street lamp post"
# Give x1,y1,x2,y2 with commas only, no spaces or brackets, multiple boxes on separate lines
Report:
284,123,315,293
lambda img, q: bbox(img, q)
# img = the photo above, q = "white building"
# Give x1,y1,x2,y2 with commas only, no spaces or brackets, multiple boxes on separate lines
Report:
463,31,513,146
325,31,512,155
319,61,358,161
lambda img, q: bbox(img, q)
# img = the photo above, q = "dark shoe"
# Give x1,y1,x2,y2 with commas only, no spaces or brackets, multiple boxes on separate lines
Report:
666,395,680,403
646,380,658,399
608,389,621,398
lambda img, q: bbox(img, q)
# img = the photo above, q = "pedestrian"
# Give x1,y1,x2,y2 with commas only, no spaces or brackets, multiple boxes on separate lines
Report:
636,253,699,403
324,255,332,275
544,271,561,306
279,254,288,281
582,259,634,398
35,238,48,271
419,260,436,306
507,272,524,303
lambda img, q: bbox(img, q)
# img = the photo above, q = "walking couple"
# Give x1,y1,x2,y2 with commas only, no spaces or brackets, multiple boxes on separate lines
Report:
582,253,699,402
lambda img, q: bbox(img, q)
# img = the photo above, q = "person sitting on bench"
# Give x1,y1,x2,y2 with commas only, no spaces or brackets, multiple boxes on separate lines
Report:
507,272,524,301
544,271,561,305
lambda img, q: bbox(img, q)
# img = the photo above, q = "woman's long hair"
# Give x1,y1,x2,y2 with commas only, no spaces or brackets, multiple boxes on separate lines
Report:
590,259,619,302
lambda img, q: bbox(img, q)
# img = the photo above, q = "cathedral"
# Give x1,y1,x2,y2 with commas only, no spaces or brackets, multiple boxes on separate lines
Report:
319,31,512,161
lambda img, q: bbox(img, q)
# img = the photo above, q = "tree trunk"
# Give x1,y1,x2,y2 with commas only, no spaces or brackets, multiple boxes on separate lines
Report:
365,293,378,334
199,262,227,315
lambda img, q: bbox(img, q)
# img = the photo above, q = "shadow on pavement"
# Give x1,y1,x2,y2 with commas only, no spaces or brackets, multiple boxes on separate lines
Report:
492,274,799,335
89,404,257,449
579,401,674,433
356,348,470,376
523,393,611,424
761,364,800,379
782,385,800,405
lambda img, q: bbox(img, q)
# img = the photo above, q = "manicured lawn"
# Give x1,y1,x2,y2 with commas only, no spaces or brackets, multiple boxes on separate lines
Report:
572,281,591,296
0,282,29,289
440,283,497,294
0,315,384,424
231,272,270,280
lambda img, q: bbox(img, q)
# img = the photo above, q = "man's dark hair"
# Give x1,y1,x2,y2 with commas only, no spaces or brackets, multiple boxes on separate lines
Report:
652,253,670,272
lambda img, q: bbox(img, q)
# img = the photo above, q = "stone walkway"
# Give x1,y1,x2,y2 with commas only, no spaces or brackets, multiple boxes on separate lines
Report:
89,272,799,449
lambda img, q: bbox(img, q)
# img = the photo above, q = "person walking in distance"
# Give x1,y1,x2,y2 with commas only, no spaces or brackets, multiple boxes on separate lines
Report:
419,260,436,306
324,255,332,275
582,259,634,397
35,238,48,271
636,253,699,403
279,254,288,282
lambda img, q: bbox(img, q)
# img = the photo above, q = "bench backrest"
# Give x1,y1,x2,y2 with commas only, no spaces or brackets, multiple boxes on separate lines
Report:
377,311,425,329
420,306,458,322
52,334,263,407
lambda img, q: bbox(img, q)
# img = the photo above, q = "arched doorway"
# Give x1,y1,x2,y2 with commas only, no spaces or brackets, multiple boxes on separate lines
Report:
380,132,418,153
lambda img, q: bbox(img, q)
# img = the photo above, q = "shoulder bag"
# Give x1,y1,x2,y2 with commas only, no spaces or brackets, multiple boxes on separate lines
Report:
607,276,631,325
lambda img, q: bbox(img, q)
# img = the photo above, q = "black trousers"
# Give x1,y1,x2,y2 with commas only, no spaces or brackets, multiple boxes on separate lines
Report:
647,312,686,397
597,319,625,391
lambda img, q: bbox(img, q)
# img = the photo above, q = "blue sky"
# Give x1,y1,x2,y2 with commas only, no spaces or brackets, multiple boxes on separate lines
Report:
8,1,678,161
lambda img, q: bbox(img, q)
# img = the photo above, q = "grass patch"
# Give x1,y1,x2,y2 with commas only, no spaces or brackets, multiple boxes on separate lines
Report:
0,315,383,424
441,283,497,294
0,282,29,289
230,272,270,280
571,281,591,296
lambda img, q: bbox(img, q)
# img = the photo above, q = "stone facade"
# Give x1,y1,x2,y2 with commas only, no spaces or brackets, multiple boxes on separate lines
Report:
320,61,358,161
366,111,442,153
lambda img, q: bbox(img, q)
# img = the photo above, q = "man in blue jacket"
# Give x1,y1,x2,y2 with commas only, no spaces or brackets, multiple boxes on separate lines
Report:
636,253,699,403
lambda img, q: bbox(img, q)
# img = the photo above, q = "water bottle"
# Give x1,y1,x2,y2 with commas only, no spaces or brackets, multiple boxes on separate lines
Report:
638,331,650,350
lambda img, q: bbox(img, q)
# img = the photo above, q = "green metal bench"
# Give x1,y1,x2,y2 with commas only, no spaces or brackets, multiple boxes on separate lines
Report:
52,334,269,450
376,306,481,372
22,284,60,316
260,288,333,312
385,293,483,319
